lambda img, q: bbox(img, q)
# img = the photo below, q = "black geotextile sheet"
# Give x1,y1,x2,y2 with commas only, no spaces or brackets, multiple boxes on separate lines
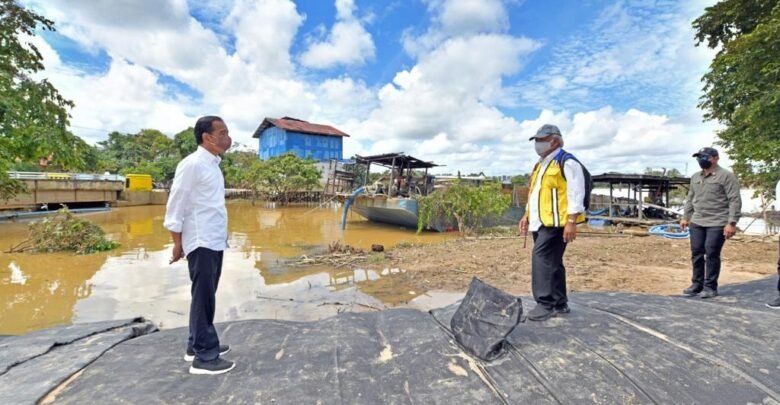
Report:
450,277,523,361
12,278,780,404
0,318,157,404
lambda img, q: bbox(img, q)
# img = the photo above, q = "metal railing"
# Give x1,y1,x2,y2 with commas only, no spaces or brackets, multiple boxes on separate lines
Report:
7,171,126,182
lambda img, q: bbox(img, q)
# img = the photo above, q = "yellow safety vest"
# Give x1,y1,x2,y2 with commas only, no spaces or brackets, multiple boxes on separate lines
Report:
528,158,586,227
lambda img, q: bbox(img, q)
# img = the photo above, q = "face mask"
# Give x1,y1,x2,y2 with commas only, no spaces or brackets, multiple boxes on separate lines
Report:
534,141,552,156
207,134,232,153
697,157,712,169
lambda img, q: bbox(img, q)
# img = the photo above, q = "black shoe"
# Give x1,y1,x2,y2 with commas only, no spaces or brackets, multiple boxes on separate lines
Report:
683,285,703,296
700,288,718,299
554,303,571,314
184,345,231,362
528,305,556,321
766,296,780,309
189,357,235,375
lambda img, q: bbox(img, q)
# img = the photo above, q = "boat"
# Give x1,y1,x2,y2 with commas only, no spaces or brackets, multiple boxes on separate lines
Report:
341,152,449,231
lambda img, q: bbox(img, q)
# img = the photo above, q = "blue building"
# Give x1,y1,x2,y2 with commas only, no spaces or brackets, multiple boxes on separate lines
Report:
252,117,349,161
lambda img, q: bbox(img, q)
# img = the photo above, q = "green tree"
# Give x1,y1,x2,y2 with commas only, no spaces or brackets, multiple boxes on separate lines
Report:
173,127,197,158
247,152,321,205
693,0,780,198
417,180,510,236
0,0,82,199
94,129,178,183
222,150,258,189
511,174,530,185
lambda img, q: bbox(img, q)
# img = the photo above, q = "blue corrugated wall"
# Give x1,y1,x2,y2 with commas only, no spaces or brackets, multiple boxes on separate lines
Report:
259,127,288,160
258,128,343,161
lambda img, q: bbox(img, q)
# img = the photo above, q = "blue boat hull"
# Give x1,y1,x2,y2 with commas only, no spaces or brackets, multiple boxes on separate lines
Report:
350,197,419,229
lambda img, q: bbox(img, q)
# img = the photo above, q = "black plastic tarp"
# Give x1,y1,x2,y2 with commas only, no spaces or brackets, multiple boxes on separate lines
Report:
0,318,157,404
5,278,779,404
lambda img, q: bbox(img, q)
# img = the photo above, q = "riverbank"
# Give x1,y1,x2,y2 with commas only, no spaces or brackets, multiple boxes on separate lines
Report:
356,232,779,301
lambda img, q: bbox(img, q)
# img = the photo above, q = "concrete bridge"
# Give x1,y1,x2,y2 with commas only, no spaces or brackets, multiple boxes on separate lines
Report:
1,172,126,210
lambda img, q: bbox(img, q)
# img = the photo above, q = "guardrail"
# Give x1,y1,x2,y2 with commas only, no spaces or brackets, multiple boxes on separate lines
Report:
7,171,126,182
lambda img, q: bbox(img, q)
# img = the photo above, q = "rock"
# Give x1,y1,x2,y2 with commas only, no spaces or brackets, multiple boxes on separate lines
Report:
371,244,384,252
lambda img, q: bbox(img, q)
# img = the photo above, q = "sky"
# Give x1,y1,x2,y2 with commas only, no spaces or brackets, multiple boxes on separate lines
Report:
24,0,720,176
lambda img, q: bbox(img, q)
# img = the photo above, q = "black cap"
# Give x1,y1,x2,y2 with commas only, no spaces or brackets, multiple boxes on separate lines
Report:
692,147,718,158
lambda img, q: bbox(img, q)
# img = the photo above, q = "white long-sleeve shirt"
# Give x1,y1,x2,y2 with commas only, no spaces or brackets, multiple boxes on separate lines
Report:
164,146,228,255
528,148,586,232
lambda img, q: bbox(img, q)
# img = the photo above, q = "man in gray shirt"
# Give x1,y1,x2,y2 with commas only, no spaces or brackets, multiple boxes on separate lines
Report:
681,147,742,298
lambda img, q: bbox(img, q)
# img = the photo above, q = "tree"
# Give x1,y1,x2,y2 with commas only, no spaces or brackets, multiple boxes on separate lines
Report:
247,152,321,205
94,129,178,183
693,0,780,198
0,0,81,200
222,150,258,189
173,127,197,158
417,180,511,236
511,174,530,185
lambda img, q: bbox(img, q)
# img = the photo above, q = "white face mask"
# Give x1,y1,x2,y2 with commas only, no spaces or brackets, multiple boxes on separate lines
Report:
534,140,552,156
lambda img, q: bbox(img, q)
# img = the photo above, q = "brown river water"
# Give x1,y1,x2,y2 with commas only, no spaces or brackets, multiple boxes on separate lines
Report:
0,202,457,335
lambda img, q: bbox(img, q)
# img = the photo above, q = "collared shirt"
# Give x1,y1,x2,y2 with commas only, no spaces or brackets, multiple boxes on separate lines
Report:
684,165,741,227
164,146,228,255
528,147,586,232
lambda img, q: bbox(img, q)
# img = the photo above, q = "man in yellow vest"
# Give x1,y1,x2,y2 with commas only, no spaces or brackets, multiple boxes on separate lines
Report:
519,124,587,321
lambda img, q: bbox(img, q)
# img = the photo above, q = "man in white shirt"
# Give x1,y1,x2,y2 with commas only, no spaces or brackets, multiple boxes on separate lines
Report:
519,124,587,321
164,116,235,375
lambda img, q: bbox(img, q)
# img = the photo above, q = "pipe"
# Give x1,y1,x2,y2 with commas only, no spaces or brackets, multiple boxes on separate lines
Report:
341,186,365,230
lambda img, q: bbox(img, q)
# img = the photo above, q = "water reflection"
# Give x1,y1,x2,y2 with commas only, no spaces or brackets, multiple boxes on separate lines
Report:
0,202,453,334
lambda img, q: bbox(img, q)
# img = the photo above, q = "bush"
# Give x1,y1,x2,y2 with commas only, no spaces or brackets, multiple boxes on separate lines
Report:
26,208,119,254
418,180,510,236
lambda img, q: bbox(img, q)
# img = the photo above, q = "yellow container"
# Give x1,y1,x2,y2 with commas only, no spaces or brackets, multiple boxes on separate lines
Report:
125,174,153,191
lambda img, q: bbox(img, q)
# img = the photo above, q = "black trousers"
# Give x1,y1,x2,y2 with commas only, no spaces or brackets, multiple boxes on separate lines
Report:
187,247,223,362
532,226,568,308
689,224,726,291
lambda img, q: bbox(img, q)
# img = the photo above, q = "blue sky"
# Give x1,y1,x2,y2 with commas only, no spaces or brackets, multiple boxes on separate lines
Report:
27,0,719,175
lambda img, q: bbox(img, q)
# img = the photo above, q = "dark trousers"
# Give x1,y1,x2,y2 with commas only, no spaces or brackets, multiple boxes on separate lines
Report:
532,226,568,308
776,238,780,293
689,224,726,291
187,247,223,362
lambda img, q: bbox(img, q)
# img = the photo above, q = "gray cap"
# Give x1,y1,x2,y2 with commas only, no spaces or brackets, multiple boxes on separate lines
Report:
529,124,562,140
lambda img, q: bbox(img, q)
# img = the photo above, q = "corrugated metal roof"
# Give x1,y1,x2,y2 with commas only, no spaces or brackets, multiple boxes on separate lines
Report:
253,117,350,138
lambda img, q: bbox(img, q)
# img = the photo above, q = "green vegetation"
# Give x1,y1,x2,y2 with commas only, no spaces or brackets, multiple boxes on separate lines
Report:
367,252,386,264
694,0,780,198
417,180,510,237
246,152,322,205
0,0,90,200
95,129,179,183
8,208,119,254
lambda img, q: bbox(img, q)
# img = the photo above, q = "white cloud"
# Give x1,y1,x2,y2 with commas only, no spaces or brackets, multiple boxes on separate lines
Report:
347,34,539,146
403,0,508,57
299,0,375,69
23,0,725,179
517,0,716,114
227,0,304,77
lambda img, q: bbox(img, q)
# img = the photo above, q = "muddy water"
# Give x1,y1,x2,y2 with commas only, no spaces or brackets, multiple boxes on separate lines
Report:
0,202,456,335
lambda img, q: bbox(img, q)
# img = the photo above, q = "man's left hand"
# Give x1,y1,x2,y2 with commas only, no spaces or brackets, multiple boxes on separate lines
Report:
724,223,737,239
563,222,577,243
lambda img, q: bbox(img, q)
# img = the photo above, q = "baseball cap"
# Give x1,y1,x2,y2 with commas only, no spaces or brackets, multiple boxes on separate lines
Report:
692,147,718,158
529,124,562,141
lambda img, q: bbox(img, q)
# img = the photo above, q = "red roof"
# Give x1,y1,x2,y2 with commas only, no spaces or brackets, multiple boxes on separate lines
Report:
252,117,350,138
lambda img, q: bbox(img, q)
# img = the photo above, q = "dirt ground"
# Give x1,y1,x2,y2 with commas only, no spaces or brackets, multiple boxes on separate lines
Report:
357,233,779,302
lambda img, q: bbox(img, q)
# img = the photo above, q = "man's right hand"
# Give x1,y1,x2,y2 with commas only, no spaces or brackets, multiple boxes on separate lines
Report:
170,243,185,264
680,219,689,230
518,216,529,234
